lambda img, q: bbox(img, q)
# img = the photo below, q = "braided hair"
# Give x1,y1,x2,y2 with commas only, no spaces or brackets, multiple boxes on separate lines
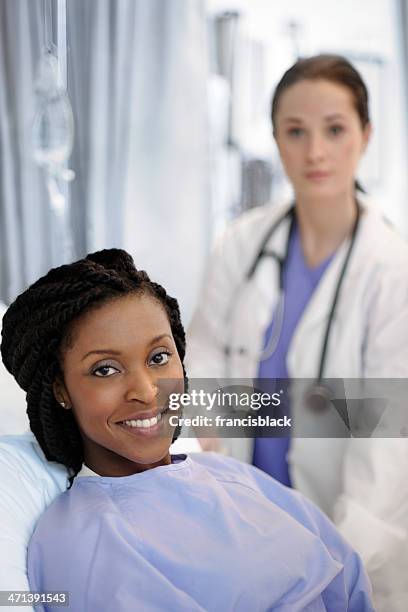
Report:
1,249,187,481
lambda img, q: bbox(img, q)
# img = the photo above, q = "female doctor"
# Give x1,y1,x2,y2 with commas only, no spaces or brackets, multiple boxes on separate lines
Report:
187,54,408,611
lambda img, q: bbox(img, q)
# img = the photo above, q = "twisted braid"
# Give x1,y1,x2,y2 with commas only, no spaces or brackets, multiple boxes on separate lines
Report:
1,249,187,480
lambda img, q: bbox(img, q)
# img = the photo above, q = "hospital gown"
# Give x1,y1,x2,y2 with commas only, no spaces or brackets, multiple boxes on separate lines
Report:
28,453,374,611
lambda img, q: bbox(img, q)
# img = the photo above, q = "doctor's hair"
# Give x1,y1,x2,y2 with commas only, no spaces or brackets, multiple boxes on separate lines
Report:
271,54,370,130
1,249,187,484
271,54,370,193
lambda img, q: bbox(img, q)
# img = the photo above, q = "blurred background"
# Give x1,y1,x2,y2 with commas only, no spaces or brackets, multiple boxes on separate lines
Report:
1,0,408,324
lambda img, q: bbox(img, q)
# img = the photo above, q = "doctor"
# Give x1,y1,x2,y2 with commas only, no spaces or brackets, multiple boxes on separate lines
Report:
187,54,408,611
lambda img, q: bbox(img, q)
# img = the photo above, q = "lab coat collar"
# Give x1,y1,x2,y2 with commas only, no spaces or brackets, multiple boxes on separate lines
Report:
247,200,294,308
262,197,373,330
290,198,374,341
260,200,294,261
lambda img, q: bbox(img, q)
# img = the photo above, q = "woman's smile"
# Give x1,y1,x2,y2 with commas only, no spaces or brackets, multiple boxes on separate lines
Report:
116,406,173,437
117,414,165,437
55,293,185,475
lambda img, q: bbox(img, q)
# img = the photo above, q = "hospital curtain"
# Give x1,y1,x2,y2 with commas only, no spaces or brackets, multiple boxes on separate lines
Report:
0,0,208,309
0,0,52,303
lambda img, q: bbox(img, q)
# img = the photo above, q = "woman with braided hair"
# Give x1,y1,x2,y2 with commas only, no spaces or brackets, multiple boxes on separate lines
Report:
0,249,373,611
1,248,188,484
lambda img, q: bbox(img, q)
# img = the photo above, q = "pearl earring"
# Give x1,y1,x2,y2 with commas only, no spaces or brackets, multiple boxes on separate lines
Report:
60,401,66,408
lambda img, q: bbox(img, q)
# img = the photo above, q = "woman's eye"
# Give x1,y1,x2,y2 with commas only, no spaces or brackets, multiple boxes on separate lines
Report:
288,127,303,137
92,364,120,377
149,351,171,366
328,125,344,136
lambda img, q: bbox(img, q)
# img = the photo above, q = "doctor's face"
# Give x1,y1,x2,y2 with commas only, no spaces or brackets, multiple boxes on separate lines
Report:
54,294,184,476
274,79,371,201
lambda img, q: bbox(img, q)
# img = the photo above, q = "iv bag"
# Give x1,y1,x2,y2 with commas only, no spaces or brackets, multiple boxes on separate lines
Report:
32,53,74,170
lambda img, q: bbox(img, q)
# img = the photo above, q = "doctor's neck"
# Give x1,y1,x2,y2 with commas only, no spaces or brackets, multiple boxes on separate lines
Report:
294,190,358,268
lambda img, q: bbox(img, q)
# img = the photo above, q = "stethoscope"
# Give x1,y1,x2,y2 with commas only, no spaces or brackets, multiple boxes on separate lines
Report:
224,201,362,409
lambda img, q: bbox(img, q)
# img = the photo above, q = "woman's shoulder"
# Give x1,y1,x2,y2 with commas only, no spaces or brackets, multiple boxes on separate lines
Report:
217,200,292,248
209,200,292,272
190,452,338,536
29,476,118,564
190,451,304,504
233,200,290,229
360,201,408,268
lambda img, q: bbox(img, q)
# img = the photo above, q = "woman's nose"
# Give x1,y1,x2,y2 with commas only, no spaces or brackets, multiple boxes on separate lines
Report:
305,133,326,163
125,370,158,405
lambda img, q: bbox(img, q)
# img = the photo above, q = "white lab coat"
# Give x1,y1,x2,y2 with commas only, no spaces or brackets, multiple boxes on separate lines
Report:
186,197,408,612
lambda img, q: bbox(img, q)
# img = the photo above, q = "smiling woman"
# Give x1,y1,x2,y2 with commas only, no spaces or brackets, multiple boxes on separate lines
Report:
1,249,187,483
0,249,374,611
54,294,184,476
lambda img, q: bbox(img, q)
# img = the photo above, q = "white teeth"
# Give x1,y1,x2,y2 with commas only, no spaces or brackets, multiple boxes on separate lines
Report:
122,413,162,429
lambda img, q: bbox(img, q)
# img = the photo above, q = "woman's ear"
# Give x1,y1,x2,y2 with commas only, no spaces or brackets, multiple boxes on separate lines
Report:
53,379,71,410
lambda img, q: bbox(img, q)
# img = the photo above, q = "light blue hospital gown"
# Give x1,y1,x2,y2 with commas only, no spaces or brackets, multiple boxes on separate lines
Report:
28,453,374,611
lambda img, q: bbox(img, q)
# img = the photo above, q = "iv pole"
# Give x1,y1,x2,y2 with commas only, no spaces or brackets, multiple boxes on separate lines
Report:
33,0,74,266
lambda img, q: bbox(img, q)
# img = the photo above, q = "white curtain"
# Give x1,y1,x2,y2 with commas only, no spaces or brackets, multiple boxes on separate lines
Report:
0,0,210,321
123,0,210,322
0,0,52,303
67,0,141,253
67,0,210,324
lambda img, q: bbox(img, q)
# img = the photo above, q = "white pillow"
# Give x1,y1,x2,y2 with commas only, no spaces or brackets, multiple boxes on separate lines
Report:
0,433,67,606
0,303,29,435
